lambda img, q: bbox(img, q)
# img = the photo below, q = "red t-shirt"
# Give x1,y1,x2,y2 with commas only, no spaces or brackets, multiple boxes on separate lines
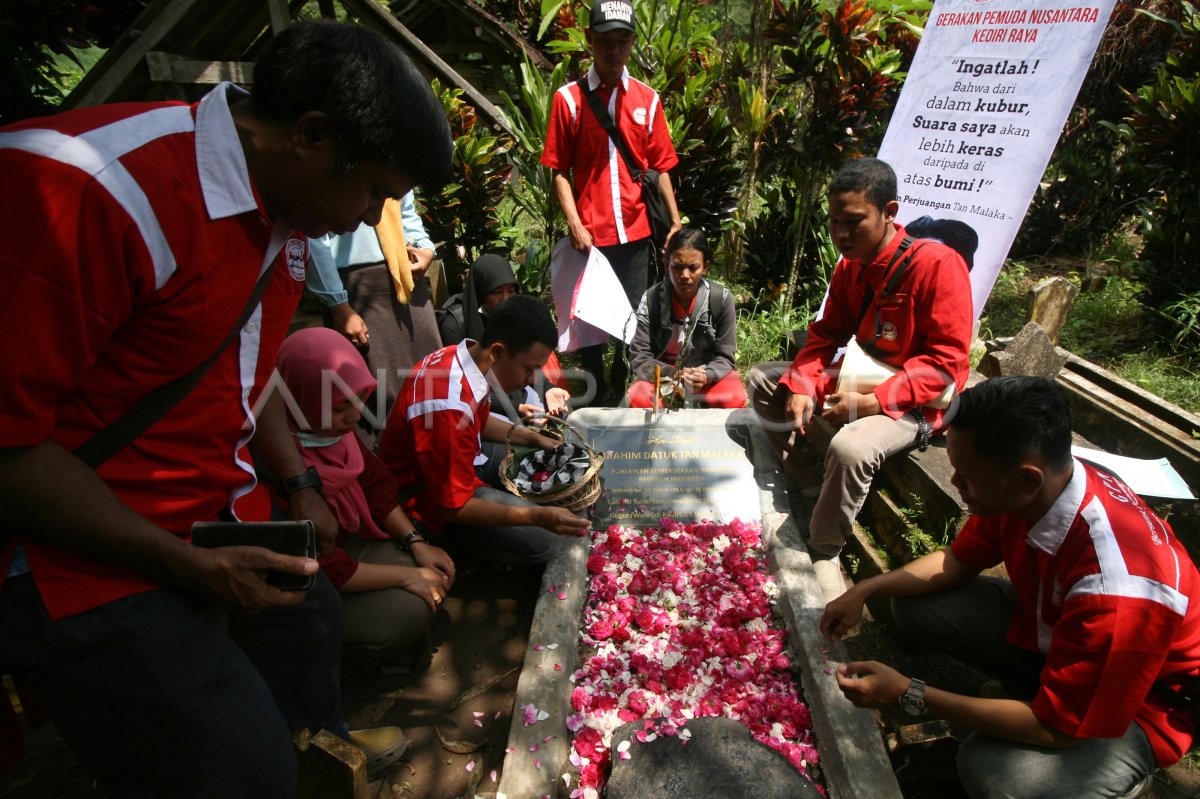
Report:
378,342,491,533
541,66,679,247
952,461,1200,766
779,225,972,429
0,85,306,620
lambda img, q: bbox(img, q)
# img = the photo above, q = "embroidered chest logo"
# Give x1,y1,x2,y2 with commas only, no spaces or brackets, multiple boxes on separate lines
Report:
881,321,899,341
285,238,307,281
633,107,647,125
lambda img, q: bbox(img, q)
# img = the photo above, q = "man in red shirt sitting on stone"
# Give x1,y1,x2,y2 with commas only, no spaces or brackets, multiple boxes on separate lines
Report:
748,157,973,602
822,377,1200,799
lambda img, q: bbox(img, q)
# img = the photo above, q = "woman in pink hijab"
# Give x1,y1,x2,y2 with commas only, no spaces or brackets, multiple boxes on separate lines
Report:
275,327,455,670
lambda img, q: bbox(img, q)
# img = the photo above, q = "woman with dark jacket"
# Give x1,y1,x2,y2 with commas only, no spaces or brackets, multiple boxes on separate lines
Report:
626,228,747,408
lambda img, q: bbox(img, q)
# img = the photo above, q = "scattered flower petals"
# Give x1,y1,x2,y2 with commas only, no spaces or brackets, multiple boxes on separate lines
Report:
473,711,484,718
569,519,820,796
465,760,475,773
557,591,569,600
534,759,542,769
490,769,497,783
474,719,483,727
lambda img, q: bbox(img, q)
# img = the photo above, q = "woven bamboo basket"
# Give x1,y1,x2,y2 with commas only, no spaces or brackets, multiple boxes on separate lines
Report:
499,417,605,513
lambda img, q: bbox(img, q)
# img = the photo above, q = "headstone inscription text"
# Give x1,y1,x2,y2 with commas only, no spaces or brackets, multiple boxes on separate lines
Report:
572,409,762,527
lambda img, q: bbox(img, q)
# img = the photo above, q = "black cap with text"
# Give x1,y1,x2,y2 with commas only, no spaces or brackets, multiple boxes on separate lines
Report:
590,0,636,33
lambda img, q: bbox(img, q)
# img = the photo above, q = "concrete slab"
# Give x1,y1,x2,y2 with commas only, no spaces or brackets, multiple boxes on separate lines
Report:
498,408,900,799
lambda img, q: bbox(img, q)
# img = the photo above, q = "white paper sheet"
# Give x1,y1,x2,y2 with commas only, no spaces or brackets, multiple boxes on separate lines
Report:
549,237,636,351
1072,445,1195,500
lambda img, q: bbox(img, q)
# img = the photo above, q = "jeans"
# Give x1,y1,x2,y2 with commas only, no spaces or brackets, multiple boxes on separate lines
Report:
443,485,563,566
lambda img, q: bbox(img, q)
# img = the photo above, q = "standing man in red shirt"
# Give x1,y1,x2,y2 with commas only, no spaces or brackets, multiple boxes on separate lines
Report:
747,157,972,601
821,377,1200,799
0,21,452,796
541,0,683,404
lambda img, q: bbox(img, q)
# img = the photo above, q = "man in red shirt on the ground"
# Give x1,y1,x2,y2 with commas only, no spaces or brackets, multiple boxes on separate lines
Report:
748,157,972,601
541,0,683,404
380,295,590,565
822,377,1200,798
0,21,451,795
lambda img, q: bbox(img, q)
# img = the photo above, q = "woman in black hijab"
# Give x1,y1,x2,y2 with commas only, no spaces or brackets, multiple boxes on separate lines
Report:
437,254,519,345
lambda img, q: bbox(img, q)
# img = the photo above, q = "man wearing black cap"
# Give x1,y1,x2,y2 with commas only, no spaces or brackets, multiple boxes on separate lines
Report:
541,0,683,405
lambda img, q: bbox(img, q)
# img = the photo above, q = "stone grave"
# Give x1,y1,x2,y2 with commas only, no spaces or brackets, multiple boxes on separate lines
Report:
497,407,899,799
585,408,762,526
1027,275,1077,344
979,321,1068,379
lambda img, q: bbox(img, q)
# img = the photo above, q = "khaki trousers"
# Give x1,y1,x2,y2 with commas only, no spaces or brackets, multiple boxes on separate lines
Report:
747,362,918,556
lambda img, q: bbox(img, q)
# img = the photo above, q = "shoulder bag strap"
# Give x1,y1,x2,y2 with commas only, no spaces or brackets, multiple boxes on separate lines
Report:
859,237,927,355
856,235,915,322
73,265,276,469
577,78,644,182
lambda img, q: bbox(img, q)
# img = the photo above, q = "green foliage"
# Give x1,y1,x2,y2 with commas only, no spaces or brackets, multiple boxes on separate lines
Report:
976,261,1031,340
980,260,1200,415
735,0,923,302
733,291,813,373
499,57,578,285
1059,274,1150,361
1013,3,1175,259
420,81,516,275
1162,291,1200,353
0,0,140,124
1105,3,1200,308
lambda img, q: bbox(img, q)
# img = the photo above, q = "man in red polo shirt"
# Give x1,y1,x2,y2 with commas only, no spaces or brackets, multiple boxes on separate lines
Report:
380,295,590,565
541,0,683,404
822,377,1200,798
0,21,451,796
747,157,972,601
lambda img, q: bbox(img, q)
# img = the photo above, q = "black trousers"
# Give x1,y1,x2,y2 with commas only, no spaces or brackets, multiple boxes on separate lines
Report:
0,571,344,798
578,237,652,404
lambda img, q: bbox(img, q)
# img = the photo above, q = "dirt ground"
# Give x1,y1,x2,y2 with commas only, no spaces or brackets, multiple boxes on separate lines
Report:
5,561,1200,798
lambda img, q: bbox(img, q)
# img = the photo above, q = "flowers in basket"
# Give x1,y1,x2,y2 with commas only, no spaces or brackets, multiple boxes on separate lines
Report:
566,518,821,798
514,444,592,496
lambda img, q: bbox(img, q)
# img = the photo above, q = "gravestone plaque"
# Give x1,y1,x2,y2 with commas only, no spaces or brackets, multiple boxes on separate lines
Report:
570,407,761,527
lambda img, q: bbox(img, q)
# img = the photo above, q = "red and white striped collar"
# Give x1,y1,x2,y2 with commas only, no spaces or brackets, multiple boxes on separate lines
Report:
1025,458,1087,555
455,339,491,404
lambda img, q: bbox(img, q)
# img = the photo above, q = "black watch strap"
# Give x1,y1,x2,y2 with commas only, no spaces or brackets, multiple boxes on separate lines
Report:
281,466,323,496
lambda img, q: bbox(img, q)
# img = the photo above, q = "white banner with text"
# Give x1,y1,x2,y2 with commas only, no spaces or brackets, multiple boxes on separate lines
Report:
878,0,1116,319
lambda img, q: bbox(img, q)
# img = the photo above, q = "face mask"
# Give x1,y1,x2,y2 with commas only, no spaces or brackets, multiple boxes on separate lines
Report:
295,431,344,448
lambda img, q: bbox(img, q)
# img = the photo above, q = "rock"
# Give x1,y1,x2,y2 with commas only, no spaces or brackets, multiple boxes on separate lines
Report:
1027,276,1078,345
605,717,821,799
979,322,1068,379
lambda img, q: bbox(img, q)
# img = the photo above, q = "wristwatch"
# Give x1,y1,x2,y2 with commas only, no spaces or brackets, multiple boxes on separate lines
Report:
281,466,323,496
898,678,927,717
397,530,428,550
